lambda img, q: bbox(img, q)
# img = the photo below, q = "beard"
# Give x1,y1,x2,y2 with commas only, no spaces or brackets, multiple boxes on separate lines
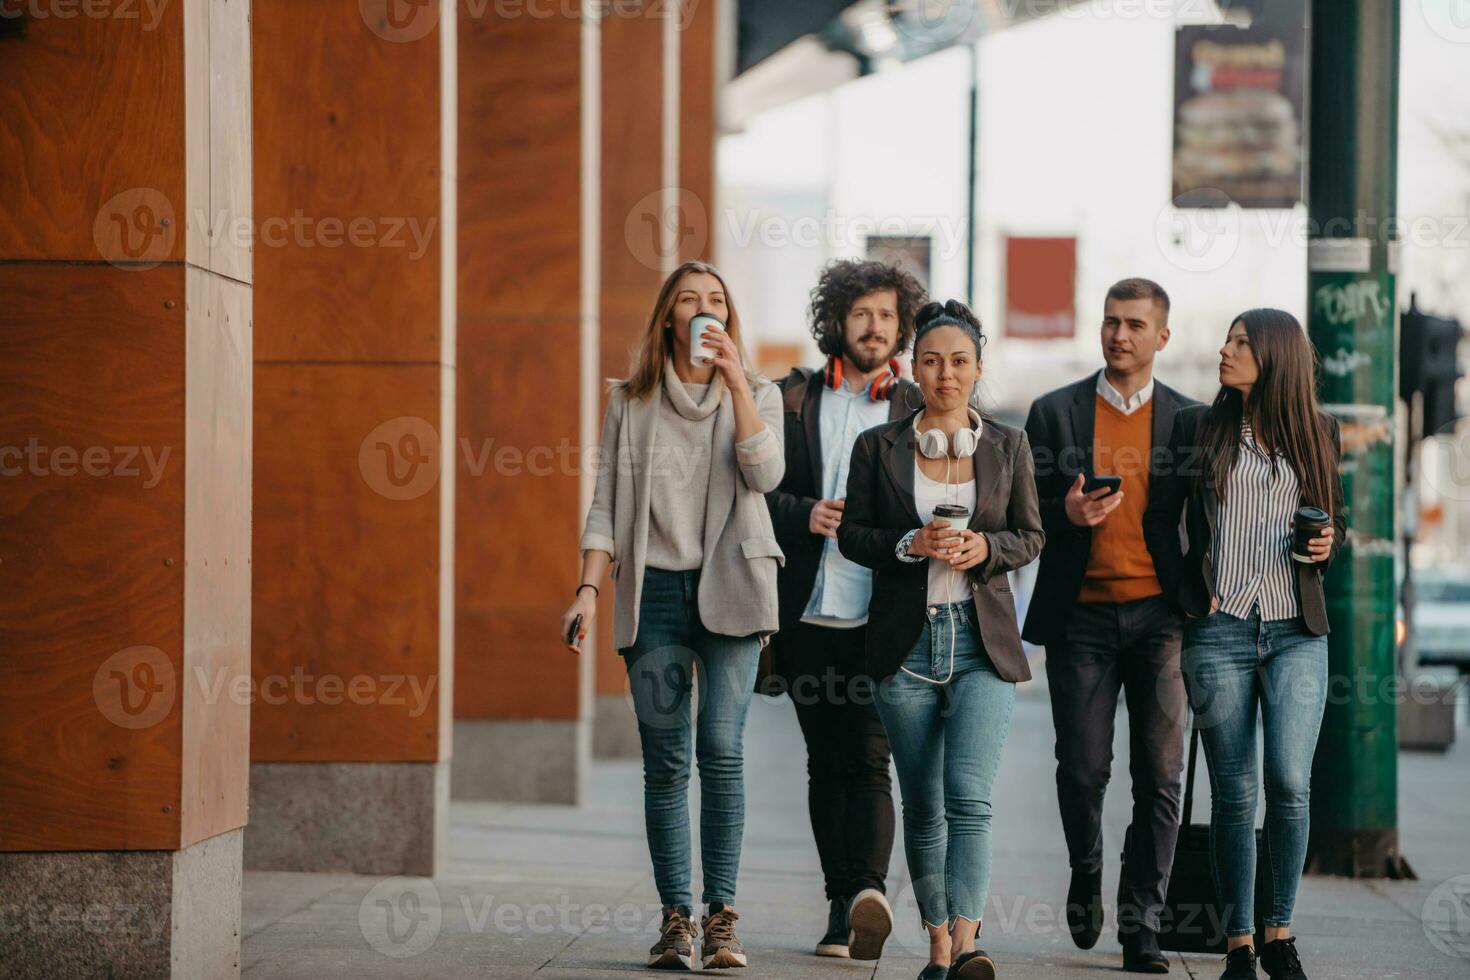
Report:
843,336,895,373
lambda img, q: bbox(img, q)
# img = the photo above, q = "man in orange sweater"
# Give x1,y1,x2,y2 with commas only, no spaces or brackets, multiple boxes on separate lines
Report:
1023,279,1198,974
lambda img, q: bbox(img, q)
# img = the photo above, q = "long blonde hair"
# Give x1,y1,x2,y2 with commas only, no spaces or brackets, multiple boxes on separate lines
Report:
617,261,762,399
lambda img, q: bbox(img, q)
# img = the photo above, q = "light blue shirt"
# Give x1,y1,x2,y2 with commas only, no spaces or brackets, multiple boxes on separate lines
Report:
802,381,891,627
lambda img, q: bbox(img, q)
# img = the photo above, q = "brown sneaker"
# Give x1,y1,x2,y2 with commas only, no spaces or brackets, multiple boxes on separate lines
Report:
700,905,749,969
648,907,695,970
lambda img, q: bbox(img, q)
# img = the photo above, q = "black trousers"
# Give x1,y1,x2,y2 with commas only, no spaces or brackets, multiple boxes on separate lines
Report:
778,619,896,902
1044,593,1186,934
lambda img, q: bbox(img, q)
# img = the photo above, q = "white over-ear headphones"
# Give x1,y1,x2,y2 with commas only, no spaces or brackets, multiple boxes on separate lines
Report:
915,407,984,460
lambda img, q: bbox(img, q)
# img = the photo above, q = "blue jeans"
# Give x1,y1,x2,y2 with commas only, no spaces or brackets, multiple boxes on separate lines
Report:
620,567,760,912
1181,610,1329,937
874,599,1015,928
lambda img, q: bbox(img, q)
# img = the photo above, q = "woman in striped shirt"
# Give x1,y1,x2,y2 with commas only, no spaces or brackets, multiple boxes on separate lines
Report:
1144,308,1346,980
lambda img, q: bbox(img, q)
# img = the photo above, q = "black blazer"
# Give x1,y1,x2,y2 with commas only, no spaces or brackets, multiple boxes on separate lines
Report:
1141,404,1348,636
1021,371,1198,645
764,367,922,649
836,411,1044,683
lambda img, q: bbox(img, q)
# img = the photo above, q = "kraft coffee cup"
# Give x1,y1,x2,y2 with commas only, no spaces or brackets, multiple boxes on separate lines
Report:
689,313,725,367
1292,506,1331,563
933,504,970,536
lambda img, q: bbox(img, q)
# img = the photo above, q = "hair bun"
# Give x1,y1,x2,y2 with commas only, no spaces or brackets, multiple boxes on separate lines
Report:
914,301,947,330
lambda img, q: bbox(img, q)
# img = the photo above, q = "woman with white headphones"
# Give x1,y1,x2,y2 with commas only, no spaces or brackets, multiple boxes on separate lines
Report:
837,300,1044,980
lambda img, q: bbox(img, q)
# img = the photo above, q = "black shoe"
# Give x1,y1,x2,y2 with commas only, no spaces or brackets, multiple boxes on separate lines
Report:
917,965,949,980
1066,870,1103,950
846,887,893,961
1219,945,1258,980
1121,926,1170,973
947,948,996,980
814,897,849,957
1259,937,1307,980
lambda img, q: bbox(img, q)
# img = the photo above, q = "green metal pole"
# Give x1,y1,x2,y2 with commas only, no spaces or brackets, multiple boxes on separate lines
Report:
1305,0,1411,878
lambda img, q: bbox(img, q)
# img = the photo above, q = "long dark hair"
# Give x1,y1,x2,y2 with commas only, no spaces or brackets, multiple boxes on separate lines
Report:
1198,308,1337,511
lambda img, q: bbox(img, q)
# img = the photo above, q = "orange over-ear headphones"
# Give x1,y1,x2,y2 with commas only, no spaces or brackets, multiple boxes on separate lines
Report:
824,355,902,401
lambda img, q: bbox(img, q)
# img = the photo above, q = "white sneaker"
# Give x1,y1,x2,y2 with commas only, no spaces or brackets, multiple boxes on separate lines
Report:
847,888,893,961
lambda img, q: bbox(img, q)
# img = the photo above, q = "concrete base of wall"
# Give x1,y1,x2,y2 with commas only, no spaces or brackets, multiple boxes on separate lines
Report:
243,761,447,876
592,691,641,759
450,719,586,803
0,827,243,980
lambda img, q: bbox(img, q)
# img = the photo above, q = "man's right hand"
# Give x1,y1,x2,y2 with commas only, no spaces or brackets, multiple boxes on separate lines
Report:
809,498,845,538
1064,473,1125,527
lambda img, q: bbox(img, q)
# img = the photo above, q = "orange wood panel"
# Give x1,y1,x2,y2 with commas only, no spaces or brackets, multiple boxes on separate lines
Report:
455,6,585,721
251,0,441,362
0,265,186,850
252,363,447,760
678,0,716,264
457,8,581,321
455,315,582,720
593,8,665,696
0,8,186,262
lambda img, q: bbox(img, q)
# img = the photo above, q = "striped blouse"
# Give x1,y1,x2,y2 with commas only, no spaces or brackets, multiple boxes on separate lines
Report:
1212,422,1301,621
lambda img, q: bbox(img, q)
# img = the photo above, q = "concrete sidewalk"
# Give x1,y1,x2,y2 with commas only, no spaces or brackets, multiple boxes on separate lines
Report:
242,657,1470,979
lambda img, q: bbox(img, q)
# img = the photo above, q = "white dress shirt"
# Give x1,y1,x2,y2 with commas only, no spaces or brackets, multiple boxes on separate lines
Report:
1097,372,1155,416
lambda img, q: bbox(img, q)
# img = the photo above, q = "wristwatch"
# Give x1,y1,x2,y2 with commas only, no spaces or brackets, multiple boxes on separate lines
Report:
895,528,924,563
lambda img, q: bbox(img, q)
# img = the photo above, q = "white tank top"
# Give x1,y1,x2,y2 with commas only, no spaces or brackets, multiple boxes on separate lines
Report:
913,459,977,608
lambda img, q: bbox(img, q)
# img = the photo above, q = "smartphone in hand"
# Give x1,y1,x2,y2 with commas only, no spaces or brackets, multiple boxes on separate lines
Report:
566,613,584,648
1083,474,1123,498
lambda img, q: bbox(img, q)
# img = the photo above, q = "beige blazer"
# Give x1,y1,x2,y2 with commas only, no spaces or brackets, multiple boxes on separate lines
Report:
580,377,787,650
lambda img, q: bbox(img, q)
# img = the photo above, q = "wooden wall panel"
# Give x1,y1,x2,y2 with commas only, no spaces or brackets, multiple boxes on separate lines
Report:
251,363,445,761
0,7,186,262
678,0,716,264
455,9,584,721
593,8,665,697
457,10,581,320
0,265,187,850
180,270,253,847
251,0,441,362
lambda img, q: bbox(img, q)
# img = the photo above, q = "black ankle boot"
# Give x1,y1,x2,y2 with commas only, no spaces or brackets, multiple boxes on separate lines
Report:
1066,869,1103,949
1220,945,1257,980
1259,937,1307,980
814,897,849,957
1121,925,1170,973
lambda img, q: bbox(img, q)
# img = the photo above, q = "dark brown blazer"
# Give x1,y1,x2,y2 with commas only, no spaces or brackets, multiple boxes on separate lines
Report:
836,410,1044,682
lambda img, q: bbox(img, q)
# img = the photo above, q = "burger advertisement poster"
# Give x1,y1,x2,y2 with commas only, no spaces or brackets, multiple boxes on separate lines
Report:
1172,7,1308,209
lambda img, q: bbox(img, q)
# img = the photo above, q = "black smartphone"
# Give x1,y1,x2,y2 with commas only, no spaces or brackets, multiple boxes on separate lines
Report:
1083,474,1123,497
566,613,584,647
